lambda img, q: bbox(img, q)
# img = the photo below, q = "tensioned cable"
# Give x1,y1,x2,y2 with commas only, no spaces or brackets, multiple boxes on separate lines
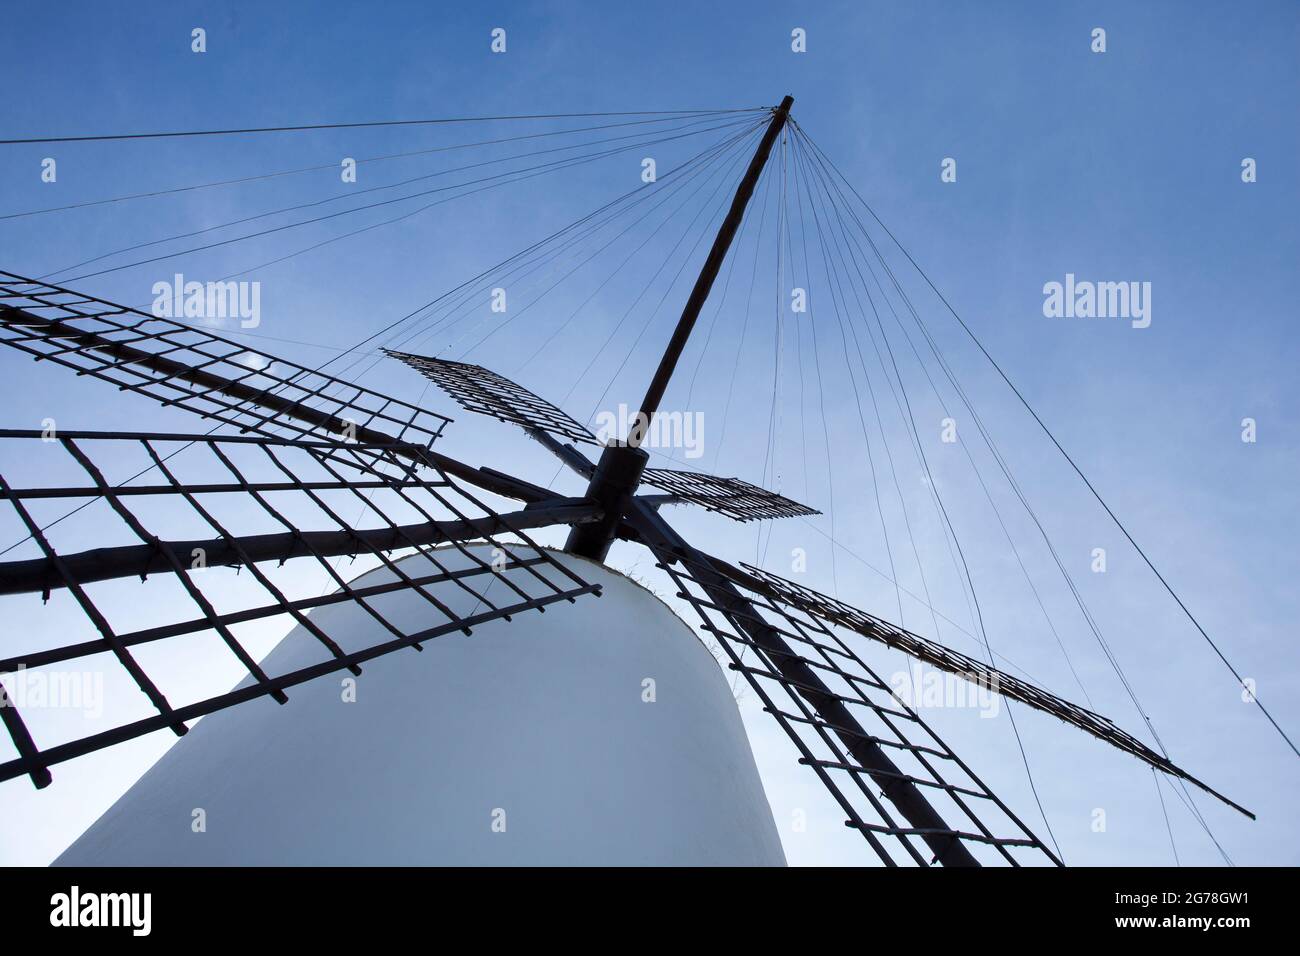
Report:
315,122,766,399
267,120,764,394
56,117,758,284
754,144,1052,862
786,513,1062,686
1163,771,1228,863
230,124,767,523
533,125,766,495
710,142,776,472
406,162,709,363
425,148,720,366
394,126,758,354
792,129,1065,861
793,132,981,654
101,118,758,335
808,136,1104,707
802,130,1070,861
794,128,1089,708
458,127,756,362
787,132,905,627
633,413,1062,689
795,124,1233,862
577,127,763,422
786,138,840,598
0,111,751,221
682,174,751,411
147,128,743,348
792,265,812,503
811,153,986,698
507,127,760,374
796,124,1247,862
1153,768,1182,866
700,150,783,697
336,120,769,394
797,132,1093,706
0,108,768,145
795,122,1297,763
805,135,1176,819
38,113,755,280
800,125,1134,705
756,129,790,570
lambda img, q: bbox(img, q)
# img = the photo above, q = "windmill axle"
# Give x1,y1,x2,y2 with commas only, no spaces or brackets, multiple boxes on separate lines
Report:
564,442,648,561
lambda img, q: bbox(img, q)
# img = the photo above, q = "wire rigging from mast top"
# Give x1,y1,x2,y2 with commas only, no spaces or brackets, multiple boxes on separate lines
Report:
0,107,770,146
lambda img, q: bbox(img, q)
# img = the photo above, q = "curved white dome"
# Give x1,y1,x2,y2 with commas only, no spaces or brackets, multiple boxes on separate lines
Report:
55,545,785,866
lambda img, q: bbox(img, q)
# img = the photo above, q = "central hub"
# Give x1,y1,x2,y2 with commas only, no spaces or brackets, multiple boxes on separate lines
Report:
563,441,649,561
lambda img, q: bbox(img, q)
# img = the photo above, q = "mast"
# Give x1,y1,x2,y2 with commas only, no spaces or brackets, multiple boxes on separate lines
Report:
562,97,984,865
632,94,794,439
565,96,794,560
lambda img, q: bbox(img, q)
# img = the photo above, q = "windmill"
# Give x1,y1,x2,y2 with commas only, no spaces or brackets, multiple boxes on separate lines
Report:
0,96,1260,866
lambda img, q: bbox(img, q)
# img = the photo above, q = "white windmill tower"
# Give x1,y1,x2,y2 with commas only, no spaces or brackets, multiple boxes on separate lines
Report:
52,544,786,866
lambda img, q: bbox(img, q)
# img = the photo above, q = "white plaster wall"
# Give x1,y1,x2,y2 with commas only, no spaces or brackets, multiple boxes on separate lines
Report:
55,546,785,866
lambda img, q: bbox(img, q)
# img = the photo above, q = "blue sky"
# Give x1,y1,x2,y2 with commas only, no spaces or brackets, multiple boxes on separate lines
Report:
0,0,1296,866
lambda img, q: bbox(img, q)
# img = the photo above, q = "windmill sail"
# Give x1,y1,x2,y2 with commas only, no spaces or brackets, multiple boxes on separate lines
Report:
0,272,563,504
638,468,818,522
0,428,601,789
384,350,600,445
722,558,1253,819
0,272,451,453
386,348,818,522
0,274,606,790
625,500,1060,866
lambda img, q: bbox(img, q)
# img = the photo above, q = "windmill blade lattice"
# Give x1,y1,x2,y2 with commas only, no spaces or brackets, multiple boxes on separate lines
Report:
384,350,600,446
0,428,601,789
386,349,818,523
626,501,1059,866
639,467,818,522
0,272,452,453
728,560,1253,819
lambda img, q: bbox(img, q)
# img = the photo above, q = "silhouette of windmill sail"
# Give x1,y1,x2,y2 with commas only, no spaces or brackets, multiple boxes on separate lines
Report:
0,272,604,791
385,349,820,523
714,556,1251,818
